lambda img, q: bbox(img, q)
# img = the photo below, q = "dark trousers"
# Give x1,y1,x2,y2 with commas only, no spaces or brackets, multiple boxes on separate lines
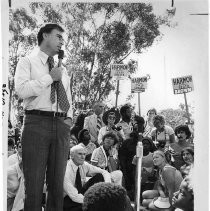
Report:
63,173,104,211
22,114,70,211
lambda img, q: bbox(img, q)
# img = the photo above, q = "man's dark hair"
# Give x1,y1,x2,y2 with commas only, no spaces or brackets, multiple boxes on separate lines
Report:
175,124,192,139
120,105,130,117
37,23,64,46
78,129,89,143
83,182,129,211
133,115,145,133
102,132,118,145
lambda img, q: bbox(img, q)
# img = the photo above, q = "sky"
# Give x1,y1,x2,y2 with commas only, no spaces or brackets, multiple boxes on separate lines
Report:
8,0,209,117
107,0,209,116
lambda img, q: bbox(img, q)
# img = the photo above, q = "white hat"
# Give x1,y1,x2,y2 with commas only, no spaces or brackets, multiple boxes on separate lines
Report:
153,197,171,209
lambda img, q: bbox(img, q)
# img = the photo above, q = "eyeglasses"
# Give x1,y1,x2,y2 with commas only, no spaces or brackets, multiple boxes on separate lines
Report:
108,116,116,120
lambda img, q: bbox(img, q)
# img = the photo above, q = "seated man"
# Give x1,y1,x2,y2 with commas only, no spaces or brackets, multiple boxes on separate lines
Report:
63,145,112,211
83,182,133,211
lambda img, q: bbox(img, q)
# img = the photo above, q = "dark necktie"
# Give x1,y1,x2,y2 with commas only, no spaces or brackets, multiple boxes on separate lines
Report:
97,115,102,134
75,167,82,193
48,56,70,113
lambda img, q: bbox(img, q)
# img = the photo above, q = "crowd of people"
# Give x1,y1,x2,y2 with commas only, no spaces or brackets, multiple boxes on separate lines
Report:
7,101,194,211
7,23,194,211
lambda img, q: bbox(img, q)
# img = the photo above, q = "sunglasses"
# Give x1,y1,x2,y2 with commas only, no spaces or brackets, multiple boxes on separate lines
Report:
108,116,116,120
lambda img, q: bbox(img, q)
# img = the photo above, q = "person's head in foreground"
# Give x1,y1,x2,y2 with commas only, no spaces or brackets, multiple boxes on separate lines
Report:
82,182,132,211
172,176,194,211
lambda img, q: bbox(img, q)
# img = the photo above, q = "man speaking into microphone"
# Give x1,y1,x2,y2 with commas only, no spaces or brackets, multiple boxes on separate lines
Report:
15,23,73,211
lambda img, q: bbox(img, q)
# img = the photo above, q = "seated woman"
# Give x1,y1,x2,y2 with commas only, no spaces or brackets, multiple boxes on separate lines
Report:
170,125,194,170
180,147,194,178
151,115,175,150
142,150,183,211
98,107,125,146
172,175,194,211
91,132,122,185
78,129,96,162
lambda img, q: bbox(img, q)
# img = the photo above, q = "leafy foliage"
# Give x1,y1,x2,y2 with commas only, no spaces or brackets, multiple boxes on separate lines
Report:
9,2,173,119
159,104,194,130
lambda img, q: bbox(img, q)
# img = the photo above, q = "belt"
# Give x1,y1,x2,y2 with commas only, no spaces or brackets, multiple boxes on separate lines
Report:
25,110,67,117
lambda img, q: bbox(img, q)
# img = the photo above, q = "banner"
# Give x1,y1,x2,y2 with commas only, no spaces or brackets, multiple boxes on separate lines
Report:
131,77,147,93
110,64,128,80
172,75,194,94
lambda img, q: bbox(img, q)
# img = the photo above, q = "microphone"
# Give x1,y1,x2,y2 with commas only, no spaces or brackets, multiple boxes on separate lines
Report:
58,50,64,67
111,125,122,131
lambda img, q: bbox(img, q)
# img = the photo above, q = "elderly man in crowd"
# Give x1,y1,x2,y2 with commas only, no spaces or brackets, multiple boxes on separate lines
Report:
84,101,105,146
63,145,112,211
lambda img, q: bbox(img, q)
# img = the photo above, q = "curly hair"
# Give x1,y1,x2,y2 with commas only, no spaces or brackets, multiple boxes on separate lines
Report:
175,125,192,139
83,182,128,211
152,114,165,125
120,104,131,117
102,132,118,145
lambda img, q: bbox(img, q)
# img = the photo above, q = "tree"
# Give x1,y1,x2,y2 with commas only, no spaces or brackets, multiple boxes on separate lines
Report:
9,8,37,123
159,108,191,130
10,2,173,116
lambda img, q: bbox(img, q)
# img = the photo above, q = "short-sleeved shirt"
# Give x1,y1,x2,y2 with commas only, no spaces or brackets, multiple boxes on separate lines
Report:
151,125,174,143
91,146,118,169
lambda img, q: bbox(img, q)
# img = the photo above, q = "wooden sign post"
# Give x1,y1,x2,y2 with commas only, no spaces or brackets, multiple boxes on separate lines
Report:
131,76,148,116
172,75,194,123
110,64,128,107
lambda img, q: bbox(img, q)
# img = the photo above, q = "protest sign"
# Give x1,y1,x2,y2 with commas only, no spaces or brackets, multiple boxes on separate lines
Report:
172,75,194,94
110,64,129,80
131,77,148,93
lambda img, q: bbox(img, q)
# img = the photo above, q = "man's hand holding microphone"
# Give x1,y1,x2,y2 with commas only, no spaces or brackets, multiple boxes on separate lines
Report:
49,49,64,81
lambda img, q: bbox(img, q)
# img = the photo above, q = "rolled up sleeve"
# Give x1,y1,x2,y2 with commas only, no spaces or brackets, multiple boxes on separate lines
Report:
63,165,84,204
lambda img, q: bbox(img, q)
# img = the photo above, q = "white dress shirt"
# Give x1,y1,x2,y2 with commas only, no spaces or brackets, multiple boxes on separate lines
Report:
15,50,73,117
63,159,111,204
